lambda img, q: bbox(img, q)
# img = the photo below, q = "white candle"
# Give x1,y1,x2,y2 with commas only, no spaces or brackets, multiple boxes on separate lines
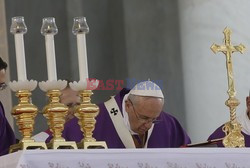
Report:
14,34,27,81
77,34,89,81
41,17,58,82
45,34,57,81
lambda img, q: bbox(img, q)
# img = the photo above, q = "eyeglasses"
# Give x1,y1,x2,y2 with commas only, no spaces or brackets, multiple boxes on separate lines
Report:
0,83,7,90
128,99,160,124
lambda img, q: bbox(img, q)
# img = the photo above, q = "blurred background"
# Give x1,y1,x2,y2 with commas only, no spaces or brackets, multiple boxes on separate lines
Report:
1,0,250,143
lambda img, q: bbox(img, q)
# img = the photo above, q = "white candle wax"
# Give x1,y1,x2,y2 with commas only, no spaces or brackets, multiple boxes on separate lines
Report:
77,34,89,81
14,34,27,81
45,34,57,81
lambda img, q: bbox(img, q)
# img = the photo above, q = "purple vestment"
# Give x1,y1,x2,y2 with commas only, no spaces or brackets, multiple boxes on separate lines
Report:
208,124,250,147
48,88,191,148
0,101,16,156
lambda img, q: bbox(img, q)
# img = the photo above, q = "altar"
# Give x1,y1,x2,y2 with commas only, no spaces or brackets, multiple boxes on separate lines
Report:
1,148,250,168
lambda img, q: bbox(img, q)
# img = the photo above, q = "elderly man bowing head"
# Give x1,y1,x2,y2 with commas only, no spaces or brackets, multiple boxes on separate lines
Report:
125,92,164,136
58,80,191,148
121,82,165,147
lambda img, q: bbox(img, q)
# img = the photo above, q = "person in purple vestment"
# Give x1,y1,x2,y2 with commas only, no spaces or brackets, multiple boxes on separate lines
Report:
0,57,16,156
45,80,191,148
208,96,250,147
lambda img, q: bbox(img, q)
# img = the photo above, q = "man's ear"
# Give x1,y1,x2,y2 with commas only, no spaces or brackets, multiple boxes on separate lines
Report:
125,99,130,113
246,96,250,105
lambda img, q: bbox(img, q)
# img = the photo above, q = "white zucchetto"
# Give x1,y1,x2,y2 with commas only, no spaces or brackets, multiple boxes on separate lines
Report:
129,81,164,98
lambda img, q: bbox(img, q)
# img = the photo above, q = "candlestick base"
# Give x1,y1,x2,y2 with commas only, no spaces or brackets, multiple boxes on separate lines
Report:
9,90,47,153
74,89,107,149
77,141,107,149
47,139,78,149
43,89,77,149
9,141,47,153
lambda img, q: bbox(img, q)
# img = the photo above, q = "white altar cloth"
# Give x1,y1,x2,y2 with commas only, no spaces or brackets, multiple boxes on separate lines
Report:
0,148,250,168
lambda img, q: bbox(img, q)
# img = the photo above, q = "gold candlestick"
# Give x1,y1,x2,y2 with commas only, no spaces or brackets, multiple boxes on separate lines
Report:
76,90,107,149
9,90,47,153
43,89,77,149
211,27,245,147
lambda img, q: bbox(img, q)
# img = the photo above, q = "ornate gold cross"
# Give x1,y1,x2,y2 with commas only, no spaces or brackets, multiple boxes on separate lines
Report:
211,27,245,147
211,27,245,98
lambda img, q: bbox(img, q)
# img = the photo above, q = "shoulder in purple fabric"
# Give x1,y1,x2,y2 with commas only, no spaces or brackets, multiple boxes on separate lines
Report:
148,112,191,148
0,101,16,156
61,88,191,148
208,124,250,147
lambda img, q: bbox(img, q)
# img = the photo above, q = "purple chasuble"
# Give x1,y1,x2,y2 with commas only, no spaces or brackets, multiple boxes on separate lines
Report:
47,88,191,148
208,124,250,147
0,101,16,156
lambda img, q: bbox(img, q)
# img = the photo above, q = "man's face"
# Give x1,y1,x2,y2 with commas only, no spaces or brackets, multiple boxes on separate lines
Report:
0,69,7,90
60,88,80,122
125,97,164,135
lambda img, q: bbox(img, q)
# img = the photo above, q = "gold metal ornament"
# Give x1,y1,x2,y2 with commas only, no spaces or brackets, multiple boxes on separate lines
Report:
9,90,47,153
43,89,77,149
211,27,245,147
75,90,107,149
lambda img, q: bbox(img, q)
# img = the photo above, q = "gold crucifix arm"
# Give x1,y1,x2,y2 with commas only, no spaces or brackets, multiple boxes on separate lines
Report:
234,44,246,53
211,44,227,54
